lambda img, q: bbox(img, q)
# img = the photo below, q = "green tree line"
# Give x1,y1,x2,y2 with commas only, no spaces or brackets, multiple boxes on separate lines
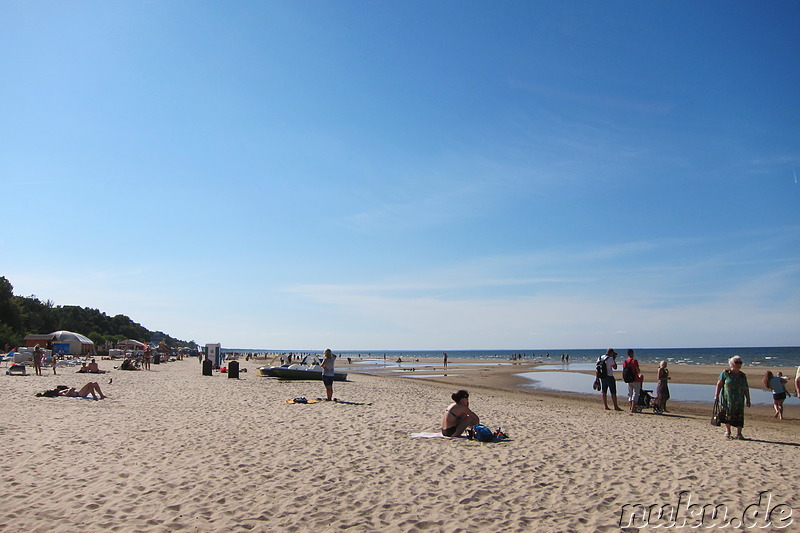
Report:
0,276,196,350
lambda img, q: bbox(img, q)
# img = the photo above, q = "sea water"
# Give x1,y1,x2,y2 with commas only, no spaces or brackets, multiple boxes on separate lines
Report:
229,346,799,404
237,347,800,368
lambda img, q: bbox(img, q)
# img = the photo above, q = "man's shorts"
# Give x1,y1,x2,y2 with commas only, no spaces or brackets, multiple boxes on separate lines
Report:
600,376,617,395
322,375,334,387
628,382,642,403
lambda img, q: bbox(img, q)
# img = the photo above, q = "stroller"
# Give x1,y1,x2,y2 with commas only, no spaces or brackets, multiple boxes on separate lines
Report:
635,389,663,414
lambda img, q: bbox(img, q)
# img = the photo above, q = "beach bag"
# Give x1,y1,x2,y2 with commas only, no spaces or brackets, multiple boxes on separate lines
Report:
36,385,69,397
595,356,608,379
622,361,636,383
711,400,723,426
471,425,495,442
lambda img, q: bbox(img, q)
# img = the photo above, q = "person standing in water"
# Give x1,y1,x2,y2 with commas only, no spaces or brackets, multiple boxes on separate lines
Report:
321,349,337,401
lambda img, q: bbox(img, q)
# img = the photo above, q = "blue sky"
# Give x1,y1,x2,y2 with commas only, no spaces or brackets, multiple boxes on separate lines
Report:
2,2,799,350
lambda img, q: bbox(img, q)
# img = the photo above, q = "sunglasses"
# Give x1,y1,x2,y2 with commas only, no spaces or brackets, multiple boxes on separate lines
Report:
733,360,743,365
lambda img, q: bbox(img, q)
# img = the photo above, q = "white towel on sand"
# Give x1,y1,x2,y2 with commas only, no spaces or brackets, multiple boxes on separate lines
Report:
409,432,453,439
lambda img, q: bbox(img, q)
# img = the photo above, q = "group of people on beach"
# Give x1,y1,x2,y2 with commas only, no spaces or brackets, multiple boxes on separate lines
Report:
77,359,105,373
29,343,800,440
31,345,60,376
595,348,798,441
30,346,182,401
27,344,97,377
709,356,795,440
439,355,799,442
595,348,671,414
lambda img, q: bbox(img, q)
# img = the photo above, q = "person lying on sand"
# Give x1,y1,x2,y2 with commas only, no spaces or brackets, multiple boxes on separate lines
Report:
442,389,480,437
36,382,107,400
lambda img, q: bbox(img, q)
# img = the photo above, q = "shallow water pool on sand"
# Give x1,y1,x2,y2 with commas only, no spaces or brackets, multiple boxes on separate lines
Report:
398,374,462,379
517,371,778,405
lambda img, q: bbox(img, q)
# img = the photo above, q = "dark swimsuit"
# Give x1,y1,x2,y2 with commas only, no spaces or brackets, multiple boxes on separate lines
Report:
442,408,462,436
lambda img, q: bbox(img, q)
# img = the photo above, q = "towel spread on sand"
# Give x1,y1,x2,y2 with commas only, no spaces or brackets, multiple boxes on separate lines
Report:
285,398,374,405
410,432,454,439
36,395,98,400
410,432,510,442
285,398,320,404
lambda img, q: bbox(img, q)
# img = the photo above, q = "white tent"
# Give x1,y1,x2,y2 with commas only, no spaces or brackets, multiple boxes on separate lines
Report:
118,339,147,350
50,330,95,356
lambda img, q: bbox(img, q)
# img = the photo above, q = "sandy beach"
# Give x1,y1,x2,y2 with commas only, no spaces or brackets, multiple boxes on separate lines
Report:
1,357,798,532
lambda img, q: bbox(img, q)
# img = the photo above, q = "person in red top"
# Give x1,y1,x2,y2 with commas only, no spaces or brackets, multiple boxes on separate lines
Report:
623,349,644,413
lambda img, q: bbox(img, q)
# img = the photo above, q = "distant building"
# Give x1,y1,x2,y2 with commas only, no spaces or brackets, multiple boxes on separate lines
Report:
25,331,94,356
23,333,57,350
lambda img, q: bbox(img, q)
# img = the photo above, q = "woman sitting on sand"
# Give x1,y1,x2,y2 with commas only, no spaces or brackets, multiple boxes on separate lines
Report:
714,356,751,440
442,390,480,437
119,358,139,371
36,382,107,400
763,371,790,420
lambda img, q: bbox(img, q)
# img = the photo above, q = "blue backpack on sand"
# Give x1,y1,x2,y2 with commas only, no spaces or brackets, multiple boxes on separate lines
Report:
470,425,508,443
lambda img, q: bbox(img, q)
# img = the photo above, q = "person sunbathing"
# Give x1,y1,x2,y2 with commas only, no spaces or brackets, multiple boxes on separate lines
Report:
37,382,107,400
61,382,106,399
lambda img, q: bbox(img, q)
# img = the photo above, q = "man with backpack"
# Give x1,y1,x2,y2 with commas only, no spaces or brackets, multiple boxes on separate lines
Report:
622,349,644,413
596,348,623,411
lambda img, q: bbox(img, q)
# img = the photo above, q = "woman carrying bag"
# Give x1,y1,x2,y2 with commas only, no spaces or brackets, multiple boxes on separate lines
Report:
714,356,751,440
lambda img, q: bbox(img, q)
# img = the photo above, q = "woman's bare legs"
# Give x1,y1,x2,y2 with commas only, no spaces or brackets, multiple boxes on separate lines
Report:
774,398,784,420
451,412,480,437
76,382,106,400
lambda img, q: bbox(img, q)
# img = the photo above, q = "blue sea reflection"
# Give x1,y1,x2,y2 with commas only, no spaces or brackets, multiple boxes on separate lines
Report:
536,363,598,372
517,371,777,405
351,359,510,370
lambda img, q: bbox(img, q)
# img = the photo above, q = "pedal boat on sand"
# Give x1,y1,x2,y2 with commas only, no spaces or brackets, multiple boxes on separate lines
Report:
258,358,347,381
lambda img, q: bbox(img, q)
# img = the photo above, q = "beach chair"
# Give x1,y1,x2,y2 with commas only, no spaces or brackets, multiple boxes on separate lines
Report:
7,363,27,376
